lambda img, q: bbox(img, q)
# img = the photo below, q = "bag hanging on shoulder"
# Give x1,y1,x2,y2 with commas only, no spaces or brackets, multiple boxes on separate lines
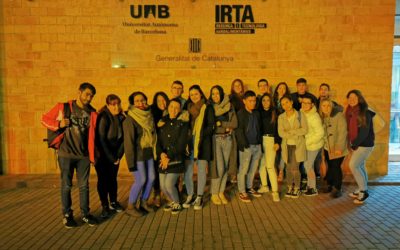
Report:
44,103,71,149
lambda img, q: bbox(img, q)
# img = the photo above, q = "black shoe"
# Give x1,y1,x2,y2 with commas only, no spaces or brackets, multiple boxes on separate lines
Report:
300,179,308,192
304,187,318,196
171,202,182,215
126,206,143,217
82,214,97,226
163,202,173,212
110,202,124,213
321,185,333,193
246,188,262,198
101,206,112,218
330,187,342,198
291,189,300,198
354,190,369,204
140,200,153,213
63,214,78,229
285,188,293,198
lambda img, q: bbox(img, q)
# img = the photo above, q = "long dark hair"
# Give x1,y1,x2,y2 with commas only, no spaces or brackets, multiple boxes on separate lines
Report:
151,92,169,110
151,91,169,123
346,89,368,127
260,93,277,124
187,84,207,104
209,85,225,104
273,82,291,105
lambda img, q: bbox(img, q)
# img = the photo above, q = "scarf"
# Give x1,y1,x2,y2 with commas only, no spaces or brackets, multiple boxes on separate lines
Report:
128,107,157,151
346,105,360,143
189,102,207,159
213,95,231,116
188,99,205,129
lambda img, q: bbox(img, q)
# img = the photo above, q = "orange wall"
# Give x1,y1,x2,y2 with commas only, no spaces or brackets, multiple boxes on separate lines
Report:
0,0,395,175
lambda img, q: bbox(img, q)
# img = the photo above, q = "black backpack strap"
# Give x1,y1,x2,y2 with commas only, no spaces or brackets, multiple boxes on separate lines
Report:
63,102,71,119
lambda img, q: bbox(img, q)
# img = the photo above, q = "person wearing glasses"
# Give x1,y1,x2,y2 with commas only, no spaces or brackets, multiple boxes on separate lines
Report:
170,80,186,107
300,94,324,196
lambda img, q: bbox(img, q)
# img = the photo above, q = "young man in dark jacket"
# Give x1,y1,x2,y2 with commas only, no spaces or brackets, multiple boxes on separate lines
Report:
41,82,98,228
236,91,263,202
291,78,318,111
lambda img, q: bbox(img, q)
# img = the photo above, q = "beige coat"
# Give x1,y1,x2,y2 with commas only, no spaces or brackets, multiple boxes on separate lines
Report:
323,111,348,160
278,110,308,163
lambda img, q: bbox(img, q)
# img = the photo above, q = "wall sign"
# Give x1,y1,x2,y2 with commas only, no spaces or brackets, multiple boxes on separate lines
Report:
215,5,267,34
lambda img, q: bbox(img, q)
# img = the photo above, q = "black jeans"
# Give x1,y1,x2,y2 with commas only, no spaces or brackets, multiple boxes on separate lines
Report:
59,157,91,216
313,150,323,177
153,160,160,193
324,150,344,190
95,158,120,207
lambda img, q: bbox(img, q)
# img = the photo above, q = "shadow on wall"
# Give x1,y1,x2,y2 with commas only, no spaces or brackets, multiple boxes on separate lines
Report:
0,0,5,175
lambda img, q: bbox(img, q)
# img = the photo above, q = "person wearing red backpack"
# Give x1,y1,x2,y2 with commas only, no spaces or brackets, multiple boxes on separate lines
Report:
41,82,98,228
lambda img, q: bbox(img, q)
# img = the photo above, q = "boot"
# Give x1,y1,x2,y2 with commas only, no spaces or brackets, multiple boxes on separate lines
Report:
125,204,143,217
139,199,153,213
153,192,161,208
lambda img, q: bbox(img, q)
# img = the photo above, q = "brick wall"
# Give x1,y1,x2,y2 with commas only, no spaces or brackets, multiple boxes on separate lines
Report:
0,0,395,175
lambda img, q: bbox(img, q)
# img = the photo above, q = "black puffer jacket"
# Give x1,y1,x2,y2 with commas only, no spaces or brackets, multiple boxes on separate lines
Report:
156,115,189,173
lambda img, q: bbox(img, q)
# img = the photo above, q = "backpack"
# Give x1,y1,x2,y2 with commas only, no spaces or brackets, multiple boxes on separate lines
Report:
44,103,71,149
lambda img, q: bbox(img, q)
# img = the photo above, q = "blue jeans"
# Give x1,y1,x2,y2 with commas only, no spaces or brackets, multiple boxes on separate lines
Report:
238,144,262,193
129,159,155,204
185,158,208,196
59,157,91,216
304,149,320,189
211,135,232,194
159,173,180,203
349,146,373,191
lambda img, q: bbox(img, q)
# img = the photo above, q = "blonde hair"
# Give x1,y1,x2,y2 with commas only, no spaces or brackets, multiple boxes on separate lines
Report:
318,99,334,118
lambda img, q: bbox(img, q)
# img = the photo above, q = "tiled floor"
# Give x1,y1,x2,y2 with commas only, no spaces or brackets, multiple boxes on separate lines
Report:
0,176,399,249
369,162,400,184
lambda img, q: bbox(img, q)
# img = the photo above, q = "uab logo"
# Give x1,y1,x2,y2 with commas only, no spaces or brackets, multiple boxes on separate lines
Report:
215,5,254,23
130,5,170,19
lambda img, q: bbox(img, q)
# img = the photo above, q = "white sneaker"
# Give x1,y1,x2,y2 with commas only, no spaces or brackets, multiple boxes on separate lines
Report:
182,195,194,209
193,196,203,210
171,202,182,215
258,186,270,193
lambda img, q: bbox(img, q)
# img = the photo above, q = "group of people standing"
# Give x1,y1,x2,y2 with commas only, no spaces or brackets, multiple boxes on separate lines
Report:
41,78,375,229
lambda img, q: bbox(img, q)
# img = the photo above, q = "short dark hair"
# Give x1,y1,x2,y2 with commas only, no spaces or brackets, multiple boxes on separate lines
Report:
319,83,330,90
280,94,293,103
79,82,96,95
106,94,121,105
169,98,182,108
128,91,147,105
257,78,268,87
302,93,315,104
296,78,307,85
172,80,183,87
243,90,256,99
